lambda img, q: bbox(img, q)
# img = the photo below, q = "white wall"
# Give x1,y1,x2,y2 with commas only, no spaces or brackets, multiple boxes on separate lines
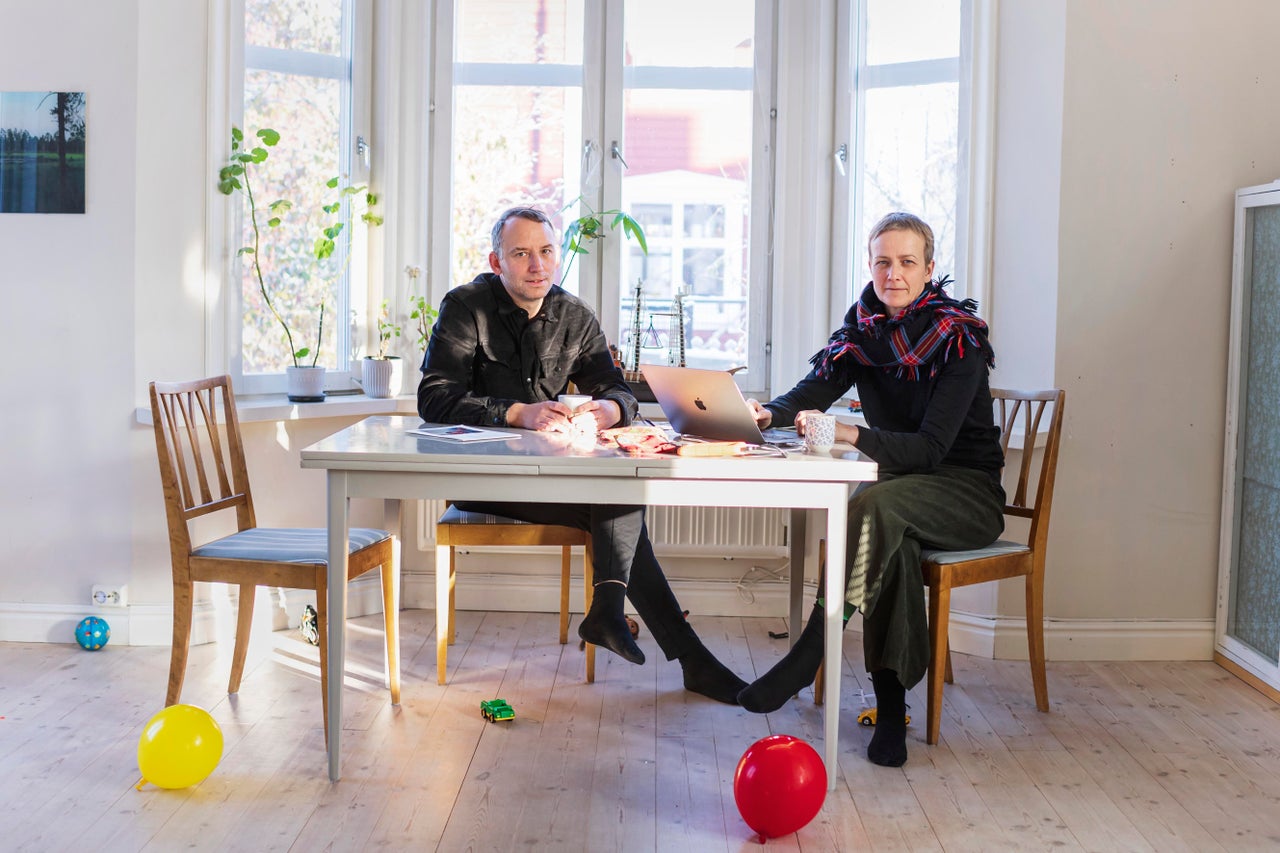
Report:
6,0,1280,661
0,1,140,639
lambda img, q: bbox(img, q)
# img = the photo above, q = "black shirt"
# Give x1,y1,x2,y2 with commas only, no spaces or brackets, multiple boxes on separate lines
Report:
764,345,1003,483
417,273,637,427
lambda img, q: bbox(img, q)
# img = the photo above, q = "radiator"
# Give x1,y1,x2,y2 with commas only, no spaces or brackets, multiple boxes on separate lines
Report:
417,500,788,558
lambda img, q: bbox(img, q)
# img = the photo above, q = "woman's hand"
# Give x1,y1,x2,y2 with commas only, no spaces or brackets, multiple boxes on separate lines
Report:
796,408,859,445
745,398,773,428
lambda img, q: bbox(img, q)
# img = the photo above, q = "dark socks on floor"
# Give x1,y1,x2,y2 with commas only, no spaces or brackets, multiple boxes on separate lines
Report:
867,669,908,767
679,641,748,704
578,582,645,664
736,605,826,713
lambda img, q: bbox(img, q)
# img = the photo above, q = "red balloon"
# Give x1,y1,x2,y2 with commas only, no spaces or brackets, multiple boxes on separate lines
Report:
733,734,828,839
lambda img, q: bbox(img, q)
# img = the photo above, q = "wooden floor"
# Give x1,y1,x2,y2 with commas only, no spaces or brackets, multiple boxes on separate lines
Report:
3,609,1280,852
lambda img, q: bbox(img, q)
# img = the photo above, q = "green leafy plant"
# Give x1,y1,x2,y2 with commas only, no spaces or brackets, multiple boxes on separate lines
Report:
217,126,382,368
409,293,438,355
557,197,648,289
372,299,401,359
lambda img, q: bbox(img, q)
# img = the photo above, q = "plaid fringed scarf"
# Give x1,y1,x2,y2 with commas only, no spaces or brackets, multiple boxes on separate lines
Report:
811,277,994,382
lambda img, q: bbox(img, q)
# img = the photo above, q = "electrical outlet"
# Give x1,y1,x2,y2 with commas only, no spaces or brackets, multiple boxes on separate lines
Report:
91,584,128,607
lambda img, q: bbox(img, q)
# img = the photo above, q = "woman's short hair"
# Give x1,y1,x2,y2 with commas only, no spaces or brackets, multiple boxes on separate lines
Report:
867,211,935,266
491,207,555,255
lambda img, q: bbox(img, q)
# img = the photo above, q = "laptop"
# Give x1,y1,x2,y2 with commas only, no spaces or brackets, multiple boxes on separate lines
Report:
640,364,801,447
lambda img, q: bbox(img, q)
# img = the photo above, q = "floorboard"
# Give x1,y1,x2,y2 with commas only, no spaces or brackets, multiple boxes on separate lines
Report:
3,612,1280,851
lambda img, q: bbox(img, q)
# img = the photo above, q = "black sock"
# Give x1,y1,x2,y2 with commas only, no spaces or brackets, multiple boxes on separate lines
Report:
578,582,645,665
867,669,908,767
737,605,826,713
679,641,748,704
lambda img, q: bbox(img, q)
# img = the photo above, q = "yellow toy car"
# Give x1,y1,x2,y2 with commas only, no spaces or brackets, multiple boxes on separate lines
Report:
857,707,911,727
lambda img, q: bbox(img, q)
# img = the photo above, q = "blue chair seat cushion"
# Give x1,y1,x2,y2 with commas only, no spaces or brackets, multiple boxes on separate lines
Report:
921,539,1029,565
192,527,391,564
438,505,530,526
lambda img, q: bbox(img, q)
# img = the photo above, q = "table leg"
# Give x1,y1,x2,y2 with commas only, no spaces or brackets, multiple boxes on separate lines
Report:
823,497,846,791
788,508,808,645
326,471,350,782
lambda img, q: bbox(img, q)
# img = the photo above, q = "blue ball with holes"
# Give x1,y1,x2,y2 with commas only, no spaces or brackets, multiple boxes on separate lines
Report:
75,616,110,650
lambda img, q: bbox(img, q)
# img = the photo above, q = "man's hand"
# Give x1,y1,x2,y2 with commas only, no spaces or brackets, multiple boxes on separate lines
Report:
574,398,622,431
745,397,773,429
506,398,622,433
506,400,576,432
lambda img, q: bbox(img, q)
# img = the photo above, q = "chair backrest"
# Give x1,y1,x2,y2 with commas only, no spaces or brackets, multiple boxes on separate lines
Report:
990,388,1066,553
149,376,256,556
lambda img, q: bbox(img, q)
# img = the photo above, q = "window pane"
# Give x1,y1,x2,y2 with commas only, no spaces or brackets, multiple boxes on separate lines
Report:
456,0,584,64
620,1,754,373
450,84,583,292
858,83,958,292
623,0,753,68
242,70,342,373
245,0,344,55
451,1,584,294
865,0,960,66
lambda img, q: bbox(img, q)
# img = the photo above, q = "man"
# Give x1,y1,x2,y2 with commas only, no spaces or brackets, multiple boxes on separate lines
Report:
417,206,747,703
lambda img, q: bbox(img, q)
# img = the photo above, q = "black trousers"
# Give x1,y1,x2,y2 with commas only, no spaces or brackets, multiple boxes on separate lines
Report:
843,466,1006,690
454,501,699,660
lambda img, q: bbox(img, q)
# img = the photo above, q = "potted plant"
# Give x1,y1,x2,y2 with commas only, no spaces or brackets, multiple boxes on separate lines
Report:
217,126,383,401
557,199,648,289
557,198,653,396
361,299,401,398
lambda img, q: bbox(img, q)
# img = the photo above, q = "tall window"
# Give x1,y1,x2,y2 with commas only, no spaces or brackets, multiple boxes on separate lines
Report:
235,0,367,391
844,0,965,302
619,1,757,373
440,0,770,385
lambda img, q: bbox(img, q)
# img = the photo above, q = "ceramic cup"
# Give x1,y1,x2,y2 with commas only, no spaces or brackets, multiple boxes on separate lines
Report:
558,394,592,411
803,413,837,452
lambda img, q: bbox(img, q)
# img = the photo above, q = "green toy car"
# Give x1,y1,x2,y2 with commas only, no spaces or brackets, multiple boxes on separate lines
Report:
480,699,515,722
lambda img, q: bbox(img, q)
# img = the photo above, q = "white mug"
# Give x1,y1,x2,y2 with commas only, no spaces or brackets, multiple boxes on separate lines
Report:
803,413,837,451
558,394,592,411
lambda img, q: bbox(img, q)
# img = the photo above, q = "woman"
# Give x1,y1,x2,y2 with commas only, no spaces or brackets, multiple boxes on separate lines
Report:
739,212,1005,767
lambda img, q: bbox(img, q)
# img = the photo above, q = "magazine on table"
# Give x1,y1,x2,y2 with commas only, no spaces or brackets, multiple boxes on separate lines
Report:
408,425,520,443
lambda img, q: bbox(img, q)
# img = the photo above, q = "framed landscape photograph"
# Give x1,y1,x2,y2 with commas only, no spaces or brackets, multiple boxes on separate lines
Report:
0,91,86,213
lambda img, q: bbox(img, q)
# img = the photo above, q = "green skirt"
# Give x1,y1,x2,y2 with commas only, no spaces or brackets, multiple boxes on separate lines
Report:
843,466,1005,689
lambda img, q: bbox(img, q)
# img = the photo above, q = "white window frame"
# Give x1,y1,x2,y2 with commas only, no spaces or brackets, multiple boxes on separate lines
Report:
206,0,374,396
427,0,776,397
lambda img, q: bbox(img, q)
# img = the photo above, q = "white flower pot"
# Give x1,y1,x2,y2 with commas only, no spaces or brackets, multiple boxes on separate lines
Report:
361,357,401,399
286,365,326,402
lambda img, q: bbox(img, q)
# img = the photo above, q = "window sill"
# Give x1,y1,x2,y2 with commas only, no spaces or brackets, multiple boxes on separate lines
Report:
135,393,418,426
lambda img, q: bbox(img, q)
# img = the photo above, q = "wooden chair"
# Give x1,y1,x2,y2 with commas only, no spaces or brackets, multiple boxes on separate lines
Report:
920,388,1066,744
148,376,400,740
811,388,1066,749
435,506,595,684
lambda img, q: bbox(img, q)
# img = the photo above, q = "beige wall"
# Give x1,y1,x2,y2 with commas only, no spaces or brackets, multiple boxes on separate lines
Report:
1045,0,1280,625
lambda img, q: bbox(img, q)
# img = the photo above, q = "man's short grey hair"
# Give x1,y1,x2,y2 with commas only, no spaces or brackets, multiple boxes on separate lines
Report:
491,207,555,255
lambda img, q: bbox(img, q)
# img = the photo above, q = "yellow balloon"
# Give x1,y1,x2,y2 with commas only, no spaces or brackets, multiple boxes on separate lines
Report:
135,704,224,790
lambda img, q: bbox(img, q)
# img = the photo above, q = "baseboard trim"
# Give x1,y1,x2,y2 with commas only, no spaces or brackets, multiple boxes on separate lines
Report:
947,610,1215,662
1,576,1217,661
0,575,388,647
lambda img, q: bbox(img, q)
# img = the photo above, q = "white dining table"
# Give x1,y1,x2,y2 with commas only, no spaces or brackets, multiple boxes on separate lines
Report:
300,416,877,786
